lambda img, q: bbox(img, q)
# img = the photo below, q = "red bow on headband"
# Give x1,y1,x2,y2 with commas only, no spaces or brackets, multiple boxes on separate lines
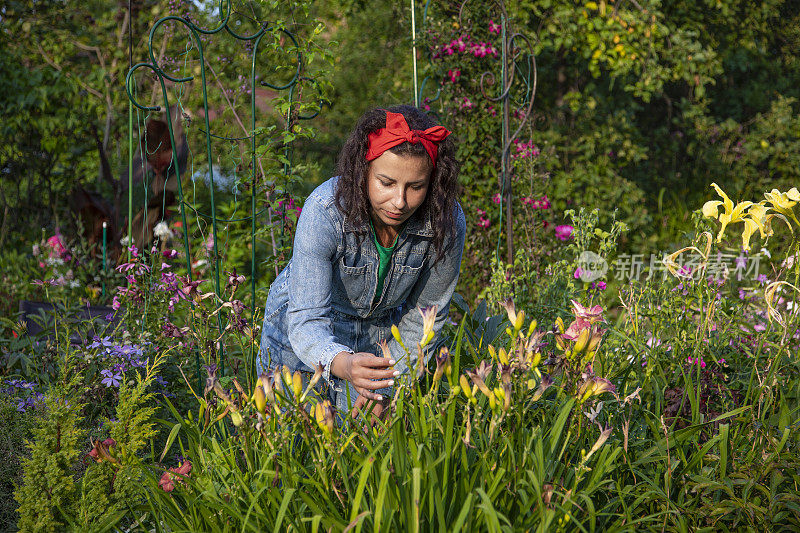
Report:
366,111,451,168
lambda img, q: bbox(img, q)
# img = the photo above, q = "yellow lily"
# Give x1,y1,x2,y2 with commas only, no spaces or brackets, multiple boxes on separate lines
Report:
743,201,795,251
702,183,753,243
764,188,800,226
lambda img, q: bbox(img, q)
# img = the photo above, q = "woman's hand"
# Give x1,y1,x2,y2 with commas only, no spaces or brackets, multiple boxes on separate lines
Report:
350,394,389,422
330,351,398,401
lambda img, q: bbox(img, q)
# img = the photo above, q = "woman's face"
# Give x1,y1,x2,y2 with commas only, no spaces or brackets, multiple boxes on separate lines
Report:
366,150,431,230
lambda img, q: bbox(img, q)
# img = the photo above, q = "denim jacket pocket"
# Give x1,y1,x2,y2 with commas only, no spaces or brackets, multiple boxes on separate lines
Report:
388,263,423,305
336,259,372,309
266,299,289,323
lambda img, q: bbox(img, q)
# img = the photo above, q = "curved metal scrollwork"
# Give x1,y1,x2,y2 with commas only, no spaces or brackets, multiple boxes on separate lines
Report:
459,0,538,262
125,0,323,377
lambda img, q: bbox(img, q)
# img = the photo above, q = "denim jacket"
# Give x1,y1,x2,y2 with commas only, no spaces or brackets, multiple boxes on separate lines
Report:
259,176,466,392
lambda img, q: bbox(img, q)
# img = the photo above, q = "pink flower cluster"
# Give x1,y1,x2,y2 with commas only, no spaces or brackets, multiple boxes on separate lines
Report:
555,225,573,241
278,197,302,219
521,195,550,209
512,140,540,159
46,234,68,259
687,356,707,369
447,69,461,83
476,209,491,228
488,20,501,35
434,35,498,59
460,97,474,111
33,232,72,267
160,460,192,492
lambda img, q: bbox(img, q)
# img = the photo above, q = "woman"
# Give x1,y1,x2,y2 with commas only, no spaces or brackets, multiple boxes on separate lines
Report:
258,105,466,417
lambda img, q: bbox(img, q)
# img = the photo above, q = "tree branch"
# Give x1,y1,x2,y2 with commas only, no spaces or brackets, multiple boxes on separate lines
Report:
36,43,105,100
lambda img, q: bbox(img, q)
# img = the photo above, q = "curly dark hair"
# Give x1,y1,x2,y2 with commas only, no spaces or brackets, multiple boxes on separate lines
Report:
334,105,461,264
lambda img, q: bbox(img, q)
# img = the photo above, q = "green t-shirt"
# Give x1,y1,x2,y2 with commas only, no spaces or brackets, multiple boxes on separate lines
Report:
370,221,398,304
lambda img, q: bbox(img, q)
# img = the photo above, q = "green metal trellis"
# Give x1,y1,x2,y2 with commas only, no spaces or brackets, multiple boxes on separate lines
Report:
414,0,537,265
125,0,322,382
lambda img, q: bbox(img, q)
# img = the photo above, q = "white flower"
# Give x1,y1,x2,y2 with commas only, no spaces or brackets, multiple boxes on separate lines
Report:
584,401,603,423
120,235,131,246
154,221,173,240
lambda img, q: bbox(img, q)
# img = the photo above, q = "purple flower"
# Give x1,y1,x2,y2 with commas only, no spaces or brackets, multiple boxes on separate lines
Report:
100,369,123,388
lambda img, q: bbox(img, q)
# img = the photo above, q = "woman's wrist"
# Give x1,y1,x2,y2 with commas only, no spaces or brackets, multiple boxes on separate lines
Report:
330,351,353,380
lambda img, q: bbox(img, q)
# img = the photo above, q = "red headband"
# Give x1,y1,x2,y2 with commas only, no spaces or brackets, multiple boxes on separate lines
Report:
366,111,451,168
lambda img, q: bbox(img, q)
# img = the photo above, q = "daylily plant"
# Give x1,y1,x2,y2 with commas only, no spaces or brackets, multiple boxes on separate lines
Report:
703,183,798,251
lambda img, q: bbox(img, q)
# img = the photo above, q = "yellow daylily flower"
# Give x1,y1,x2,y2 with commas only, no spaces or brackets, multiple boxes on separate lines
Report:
764,188,800,225
702,183,753,243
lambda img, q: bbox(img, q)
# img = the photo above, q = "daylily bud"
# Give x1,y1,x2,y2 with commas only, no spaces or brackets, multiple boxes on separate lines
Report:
459,375,473,399
526,350,541,368
230,409,243,427
506,327,513,338
292,371,303,399
488,345,497,360
272,368,284,393
531,375,553,401
555,335,566,351
555,316,565,334
467,370,493,400
433,346,450,382
379,339,392,359
526,319,538,337
259,372,277,405
421,330,434,347
502,382,512,411
493,386,504,403
232,378,245,398
498,347,509,366
500,298,517,326
392,325,408,352
313,400,335,435
586,331,603,353
573,328,592,354
308,363,324,390
514,310,525,332
253,384,267,414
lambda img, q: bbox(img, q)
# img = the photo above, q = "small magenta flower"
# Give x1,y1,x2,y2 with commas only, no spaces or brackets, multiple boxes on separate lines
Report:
555,225,573,241
488,19,501,34
492,193,501,204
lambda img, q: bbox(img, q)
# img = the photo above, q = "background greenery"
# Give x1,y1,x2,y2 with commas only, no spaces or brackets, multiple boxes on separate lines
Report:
2,0,800,530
